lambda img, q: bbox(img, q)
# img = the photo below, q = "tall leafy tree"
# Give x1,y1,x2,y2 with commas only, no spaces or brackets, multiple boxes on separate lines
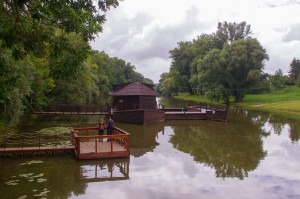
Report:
270,69,285,89
288,58,300,82
0,0,120,57
169,41,194,94
215,21,252,46
197,49,232,104
224,38,268,102
0,45,33,122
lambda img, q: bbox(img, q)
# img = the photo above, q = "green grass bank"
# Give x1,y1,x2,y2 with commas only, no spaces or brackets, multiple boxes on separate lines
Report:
174,86,300,116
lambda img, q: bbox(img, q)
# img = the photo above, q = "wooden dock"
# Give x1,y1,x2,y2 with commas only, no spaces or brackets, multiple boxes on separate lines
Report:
72,127,129,159
0,126,130,160
162,105,228,122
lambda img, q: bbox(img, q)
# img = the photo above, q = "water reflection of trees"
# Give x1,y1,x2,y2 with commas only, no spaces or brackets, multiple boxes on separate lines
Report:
116,123,164,157
169,110,268,180
266,113,300,143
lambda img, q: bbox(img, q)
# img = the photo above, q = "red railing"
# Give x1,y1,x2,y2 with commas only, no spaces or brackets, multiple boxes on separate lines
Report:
72,127,130,159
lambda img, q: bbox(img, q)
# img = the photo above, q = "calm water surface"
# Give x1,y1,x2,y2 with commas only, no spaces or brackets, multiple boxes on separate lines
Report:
1,98,300,199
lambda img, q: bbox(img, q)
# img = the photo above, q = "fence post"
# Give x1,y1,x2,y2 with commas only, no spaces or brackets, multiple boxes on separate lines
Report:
39,134,41,155
21,133,24,154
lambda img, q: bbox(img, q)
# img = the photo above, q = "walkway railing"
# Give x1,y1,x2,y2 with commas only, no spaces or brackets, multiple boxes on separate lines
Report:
34,104,110,115
72,127,130,159
113,103,157,111
160,101,227,112
0,132,73,156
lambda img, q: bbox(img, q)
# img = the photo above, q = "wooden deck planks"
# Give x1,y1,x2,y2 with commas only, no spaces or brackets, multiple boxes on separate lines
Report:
77,140,129,160
80,141,127,154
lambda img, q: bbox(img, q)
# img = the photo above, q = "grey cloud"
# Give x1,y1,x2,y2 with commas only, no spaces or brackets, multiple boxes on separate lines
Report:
95,6,207,61
266,0,300,7
283,24,300,42
92,6,209,82
124,6,207,61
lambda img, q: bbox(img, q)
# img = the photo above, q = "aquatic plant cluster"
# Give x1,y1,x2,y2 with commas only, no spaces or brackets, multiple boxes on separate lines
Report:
4,160,50,199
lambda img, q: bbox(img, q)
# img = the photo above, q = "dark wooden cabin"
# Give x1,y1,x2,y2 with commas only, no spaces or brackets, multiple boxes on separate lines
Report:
110,82,165,124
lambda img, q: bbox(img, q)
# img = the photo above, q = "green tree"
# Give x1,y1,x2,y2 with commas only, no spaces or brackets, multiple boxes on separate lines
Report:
225,39,268,102
215,21,252,47
0,45,33,122
0,0,120,57
270,69,285,89
160,71,181,97
169,41,194,94
197,49,232,104
48,32,91,79
288,58,300,82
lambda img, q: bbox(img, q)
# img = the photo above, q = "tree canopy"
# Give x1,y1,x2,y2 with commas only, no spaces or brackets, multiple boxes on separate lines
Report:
1,0,155,125
0,0,119,57
157,21,269,104
288,58,300,82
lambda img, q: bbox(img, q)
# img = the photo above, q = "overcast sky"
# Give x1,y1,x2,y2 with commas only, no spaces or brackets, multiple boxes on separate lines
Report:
91,0,300,83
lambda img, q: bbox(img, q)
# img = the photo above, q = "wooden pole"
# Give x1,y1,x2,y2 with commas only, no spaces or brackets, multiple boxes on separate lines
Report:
39,134,41,156
111,137,113,152
95,139,98,153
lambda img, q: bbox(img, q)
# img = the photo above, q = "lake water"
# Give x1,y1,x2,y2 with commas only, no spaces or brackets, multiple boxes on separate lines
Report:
1,98,300,199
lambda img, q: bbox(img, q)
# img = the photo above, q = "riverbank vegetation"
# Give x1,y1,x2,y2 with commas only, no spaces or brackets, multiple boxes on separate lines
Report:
174,86,300,116
157,21,300,113
0,1,152,126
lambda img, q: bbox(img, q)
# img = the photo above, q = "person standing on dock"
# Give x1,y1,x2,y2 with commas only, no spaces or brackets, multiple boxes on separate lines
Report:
107,117,114,141
97,119,105,142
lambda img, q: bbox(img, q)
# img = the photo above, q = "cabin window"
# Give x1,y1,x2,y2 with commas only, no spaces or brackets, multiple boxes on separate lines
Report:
119,99,124,103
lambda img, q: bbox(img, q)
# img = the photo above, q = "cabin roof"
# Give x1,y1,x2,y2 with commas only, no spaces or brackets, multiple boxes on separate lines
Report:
110,82,159,96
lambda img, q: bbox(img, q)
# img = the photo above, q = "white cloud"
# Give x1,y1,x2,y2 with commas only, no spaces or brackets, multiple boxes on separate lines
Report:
91,0,300,82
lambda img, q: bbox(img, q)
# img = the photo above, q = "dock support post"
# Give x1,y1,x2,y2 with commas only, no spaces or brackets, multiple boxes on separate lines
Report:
22,133,24,158
95,139,98,153
39,134,41,156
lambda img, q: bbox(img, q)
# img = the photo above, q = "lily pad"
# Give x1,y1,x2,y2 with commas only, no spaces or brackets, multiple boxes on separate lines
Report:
17,195,27,199
37,178,47,183
20,160,43,166
5,180,19,186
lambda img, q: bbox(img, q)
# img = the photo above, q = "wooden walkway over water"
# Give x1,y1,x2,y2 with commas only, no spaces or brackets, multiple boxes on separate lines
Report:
33,104,109,115
162,105,228,122
0,127,130,160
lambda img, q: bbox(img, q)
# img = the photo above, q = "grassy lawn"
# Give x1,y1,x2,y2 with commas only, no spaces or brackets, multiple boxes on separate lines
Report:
237,86,300,106
260,100,300,112
174,86,300,115
174,93,225,104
